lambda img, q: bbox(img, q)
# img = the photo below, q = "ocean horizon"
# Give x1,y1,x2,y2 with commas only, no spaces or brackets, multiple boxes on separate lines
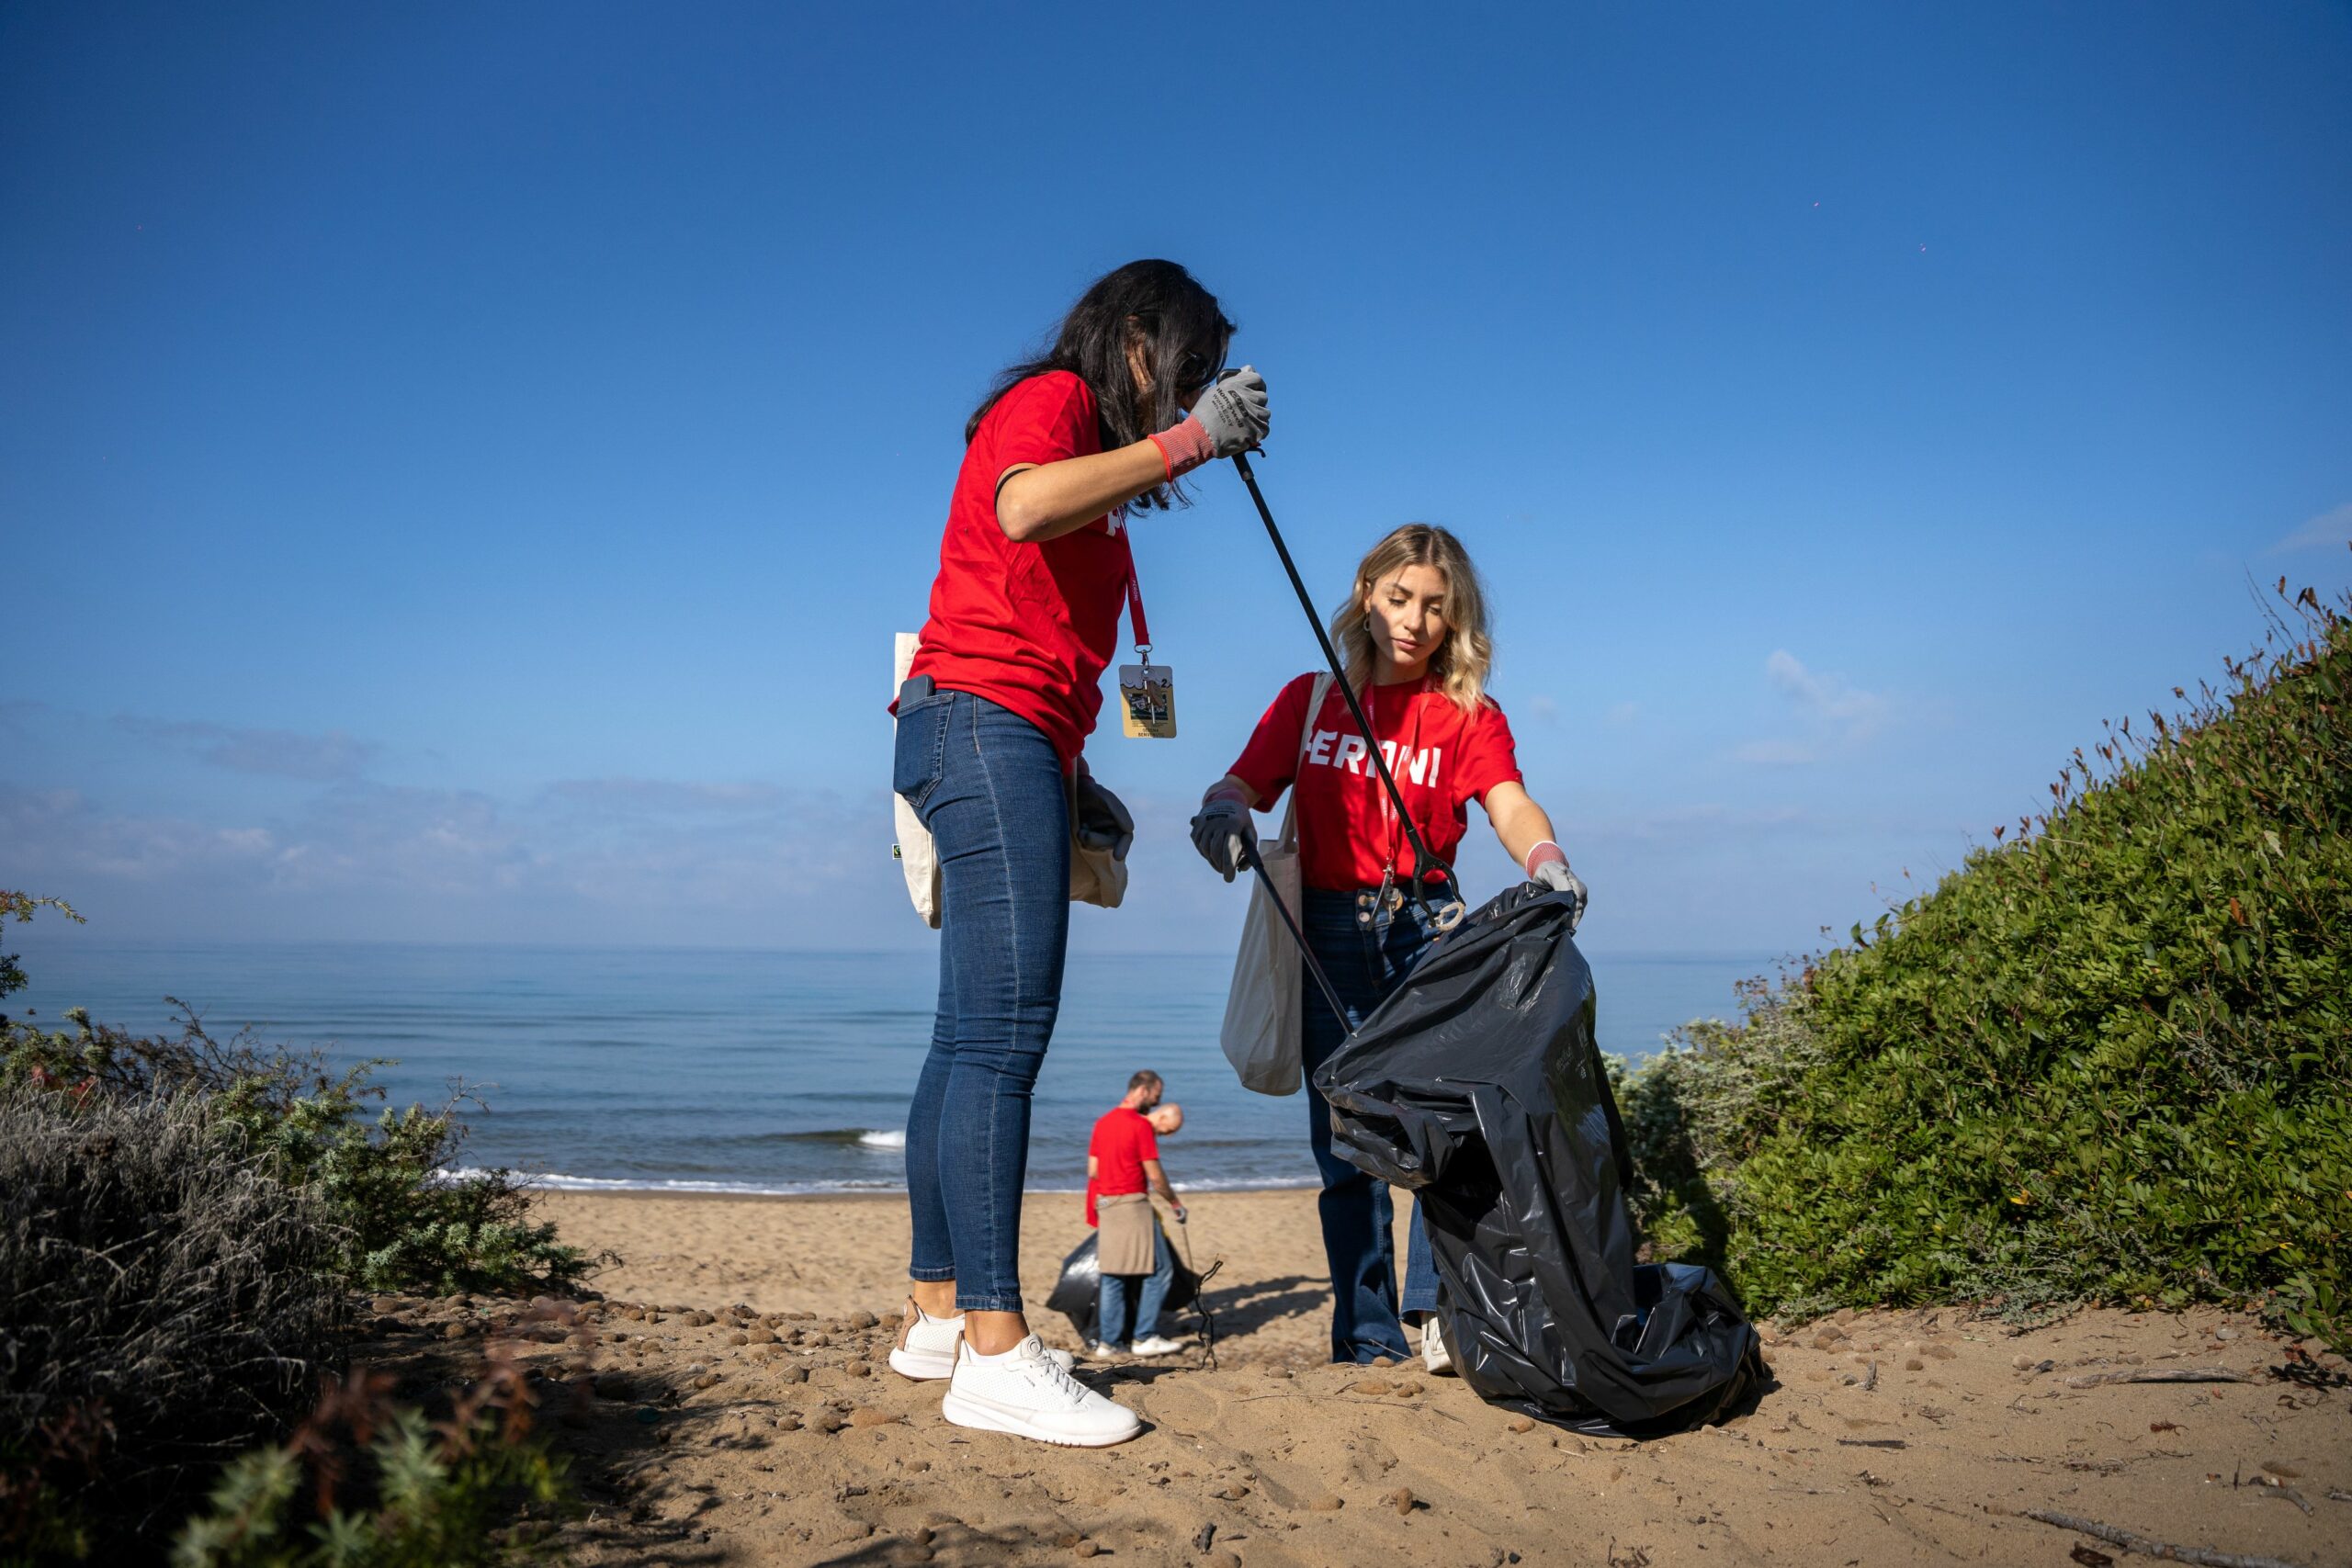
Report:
7,939,1780,1198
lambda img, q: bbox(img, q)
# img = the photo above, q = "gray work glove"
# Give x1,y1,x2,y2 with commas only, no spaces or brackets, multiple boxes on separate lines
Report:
1072,773,1134,863
1191,366,1270,457
1188,791,1256,882
1531,859,1589,934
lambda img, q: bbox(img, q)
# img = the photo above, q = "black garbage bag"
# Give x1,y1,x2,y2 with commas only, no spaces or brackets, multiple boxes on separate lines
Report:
1045,1230,1202,1345
1315,883,1763,1437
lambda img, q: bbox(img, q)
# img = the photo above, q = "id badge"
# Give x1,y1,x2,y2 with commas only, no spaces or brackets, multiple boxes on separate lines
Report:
1117,662,1178,739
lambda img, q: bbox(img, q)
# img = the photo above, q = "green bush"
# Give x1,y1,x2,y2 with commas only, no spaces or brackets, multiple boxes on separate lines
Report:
0,1084,346,1561
173,1364,571,1568
1621,583,2352,1344
2,1006,593,1299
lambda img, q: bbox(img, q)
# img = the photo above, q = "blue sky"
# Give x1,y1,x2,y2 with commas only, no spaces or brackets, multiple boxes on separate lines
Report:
6,1,2349,961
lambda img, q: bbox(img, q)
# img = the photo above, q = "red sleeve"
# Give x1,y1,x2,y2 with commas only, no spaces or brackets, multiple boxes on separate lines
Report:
984,371,1096,476
1453,699,1524,807
1227,673,1319,804
1085,1177,1099,1229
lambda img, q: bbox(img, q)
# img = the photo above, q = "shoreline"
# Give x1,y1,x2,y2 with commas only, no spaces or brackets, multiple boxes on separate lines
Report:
525,1180,1319,1205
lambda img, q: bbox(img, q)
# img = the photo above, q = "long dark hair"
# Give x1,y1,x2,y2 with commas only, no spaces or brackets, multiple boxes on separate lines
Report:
967,260,1235,510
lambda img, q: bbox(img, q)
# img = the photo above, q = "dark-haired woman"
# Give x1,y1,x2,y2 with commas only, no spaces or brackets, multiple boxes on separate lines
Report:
1190,524,1588,1367
887,261,1269,1446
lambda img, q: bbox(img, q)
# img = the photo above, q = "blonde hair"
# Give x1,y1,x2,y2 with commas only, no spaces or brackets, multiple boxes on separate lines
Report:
1327,524,1492,712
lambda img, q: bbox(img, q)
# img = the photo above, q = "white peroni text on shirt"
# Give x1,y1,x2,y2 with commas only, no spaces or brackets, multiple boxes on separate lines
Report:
1302,729,1442,790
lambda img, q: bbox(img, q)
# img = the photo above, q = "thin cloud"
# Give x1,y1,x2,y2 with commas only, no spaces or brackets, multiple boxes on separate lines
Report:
1732,649,1888,768
543,778,786,813
2267,502,2352,556
1763,650,1887,733
115,716,380,782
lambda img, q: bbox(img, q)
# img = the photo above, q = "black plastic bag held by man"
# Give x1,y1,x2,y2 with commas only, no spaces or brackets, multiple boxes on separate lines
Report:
1314,883,1763,1437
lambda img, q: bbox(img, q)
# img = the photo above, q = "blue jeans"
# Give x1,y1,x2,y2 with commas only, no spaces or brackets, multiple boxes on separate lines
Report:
1302,885,1447,1362
894,688,1070,1313
1095,1224,1173,1348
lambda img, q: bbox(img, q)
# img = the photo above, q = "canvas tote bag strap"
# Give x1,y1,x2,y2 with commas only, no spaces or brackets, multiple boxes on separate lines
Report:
1274,672,1332,852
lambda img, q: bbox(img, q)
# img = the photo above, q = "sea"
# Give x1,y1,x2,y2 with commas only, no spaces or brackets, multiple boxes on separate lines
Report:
6,942,1768,1196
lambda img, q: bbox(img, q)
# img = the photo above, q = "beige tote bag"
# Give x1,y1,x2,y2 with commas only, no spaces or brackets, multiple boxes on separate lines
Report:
1218,673,1332,1096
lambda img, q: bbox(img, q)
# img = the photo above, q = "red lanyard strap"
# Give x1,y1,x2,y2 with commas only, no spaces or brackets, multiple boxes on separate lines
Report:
1123,528,1152,658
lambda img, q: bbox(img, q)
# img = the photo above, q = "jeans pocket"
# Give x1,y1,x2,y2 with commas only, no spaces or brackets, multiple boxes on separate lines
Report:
892,693,951,812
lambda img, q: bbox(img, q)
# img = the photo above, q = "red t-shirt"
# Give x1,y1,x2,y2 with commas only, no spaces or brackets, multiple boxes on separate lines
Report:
1227,672,1524,892
907,371,1131,768
1085,1105,1159,1227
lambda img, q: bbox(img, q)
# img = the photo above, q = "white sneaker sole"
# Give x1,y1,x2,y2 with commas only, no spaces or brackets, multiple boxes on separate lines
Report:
888,1345,956,1382
940,1390,1142,1448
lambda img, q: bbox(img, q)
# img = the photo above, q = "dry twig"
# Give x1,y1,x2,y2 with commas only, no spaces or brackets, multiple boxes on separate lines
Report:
2063,1368,2257,1389
2019,1509,2303,1568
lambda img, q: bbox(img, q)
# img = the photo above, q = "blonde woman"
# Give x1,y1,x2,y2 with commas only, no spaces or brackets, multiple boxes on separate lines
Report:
1188,525,1587,1367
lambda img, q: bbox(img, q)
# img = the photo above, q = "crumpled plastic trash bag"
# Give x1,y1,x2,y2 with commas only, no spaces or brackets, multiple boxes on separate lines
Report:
1316,883,1763,1436
1045,1228,1203,1346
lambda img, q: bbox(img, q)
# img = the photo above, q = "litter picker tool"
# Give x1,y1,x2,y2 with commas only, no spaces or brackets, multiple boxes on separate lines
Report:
1229,452,1464,919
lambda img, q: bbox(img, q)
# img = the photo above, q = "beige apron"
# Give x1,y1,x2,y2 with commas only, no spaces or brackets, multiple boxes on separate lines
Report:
1094,1192,1159,1277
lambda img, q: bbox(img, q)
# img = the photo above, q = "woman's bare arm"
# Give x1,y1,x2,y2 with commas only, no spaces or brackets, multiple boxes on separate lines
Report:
1482,780,1559,871
994,442,1172,542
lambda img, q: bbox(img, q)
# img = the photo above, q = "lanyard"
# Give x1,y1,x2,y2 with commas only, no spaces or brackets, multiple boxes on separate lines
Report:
1122,526,1152,660
1365,680,1430,879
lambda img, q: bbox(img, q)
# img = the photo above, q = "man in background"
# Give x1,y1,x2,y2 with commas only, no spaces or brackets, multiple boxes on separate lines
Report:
1148,1102,1183,1137
1084,1070,1185,1358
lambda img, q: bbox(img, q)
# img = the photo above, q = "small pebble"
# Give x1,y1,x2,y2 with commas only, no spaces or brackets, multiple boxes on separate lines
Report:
1370,1355,1397,1369
1389,1487,1416,1516
693,1371,720,1389
1350,1380,1392,1396
1264,1367,1293,1380
441,1323,468,1341
1905,1358,1925,1371
778,1365,809,1384
1507,1417,1536,1434
774,1413,803,1431
849,1408,900,1427
729,1332,749,1346
1075,1544,1101,1559
1218,1483,1250,1500
848,1360,873,1378
1307,1494,1343,1512
850,1310,880,1329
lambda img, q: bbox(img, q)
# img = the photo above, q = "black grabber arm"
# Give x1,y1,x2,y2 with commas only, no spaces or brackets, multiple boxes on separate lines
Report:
1237,838,1348,1025
1230,451,1464,912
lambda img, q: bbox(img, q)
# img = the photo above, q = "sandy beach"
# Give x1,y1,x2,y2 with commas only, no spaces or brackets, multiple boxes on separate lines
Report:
352,1188,2352,1568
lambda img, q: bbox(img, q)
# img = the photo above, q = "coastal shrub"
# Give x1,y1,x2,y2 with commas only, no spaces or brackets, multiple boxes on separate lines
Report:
1621,581,2352,1344
173,1364,571,1568
2,1006,593,1298
0,1083,346,1557
0,891,82,1020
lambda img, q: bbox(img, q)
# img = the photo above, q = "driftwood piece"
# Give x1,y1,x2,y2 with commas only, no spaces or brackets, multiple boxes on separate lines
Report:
2019,1509,2303,1568
2064,1367,2259,1389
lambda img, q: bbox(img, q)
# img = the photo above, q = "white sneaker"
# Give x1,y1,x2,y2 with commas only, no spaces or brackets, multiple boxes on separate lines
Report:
888,1300,1073,1381
1421,1314,1456,1376
1086,1340,1125,1359
941,1334,1143,1447
1127,1335,1185,1357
